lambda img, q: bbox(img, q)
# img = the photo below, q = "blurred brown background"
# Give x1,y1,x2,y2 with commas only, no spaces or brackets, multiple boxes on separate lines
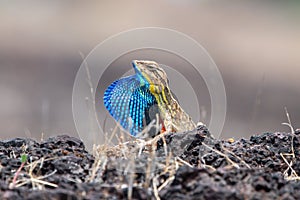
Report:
0,0,299,141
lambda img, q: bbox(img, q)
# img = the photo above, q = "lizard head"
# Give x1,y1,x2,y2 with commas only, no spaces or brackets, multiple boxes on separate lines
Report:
132,60,169,93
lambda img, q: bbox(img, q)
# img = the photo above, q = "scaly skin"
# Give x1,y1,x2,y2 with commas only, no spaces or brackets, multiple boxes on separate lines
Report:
132,60,196,133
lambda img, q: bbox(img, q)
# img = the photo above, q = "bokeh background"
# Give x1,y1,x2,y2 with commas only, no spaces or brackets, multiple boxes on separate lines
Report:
1,0,299,141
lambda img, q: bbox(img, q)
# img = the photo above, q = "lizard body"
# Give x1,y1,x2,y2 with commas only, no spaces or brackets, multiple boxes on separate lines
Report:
104,60,196,136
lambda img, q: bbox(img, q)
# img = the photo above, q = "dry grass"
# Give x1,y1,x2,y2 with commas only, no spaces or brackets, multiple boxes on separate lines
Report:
280,108,300,181
88,119,257,200
10,157,58,190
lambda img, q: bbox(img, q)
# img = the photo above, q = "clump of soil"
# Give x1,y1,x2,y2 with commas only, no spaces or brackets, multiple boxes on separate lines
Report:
0,126,300,200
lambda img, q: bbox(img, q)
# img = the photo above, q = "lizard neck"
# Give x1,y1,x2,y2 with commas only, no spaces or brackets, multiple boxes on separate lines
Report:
150,85,196,132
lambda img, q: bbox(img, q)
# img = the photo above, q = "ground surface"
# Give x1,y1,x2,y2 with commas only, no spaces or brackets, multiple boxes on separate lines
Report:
0,126,300,200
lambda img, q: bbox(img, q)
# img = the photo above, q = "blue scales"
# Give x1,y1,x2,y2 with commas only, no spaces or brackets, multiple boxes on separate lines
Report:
103,61,157,136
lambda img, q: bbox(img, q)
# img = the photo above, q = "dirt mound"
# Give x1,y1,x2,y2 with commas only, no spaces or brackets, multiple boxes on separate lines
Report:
1,126,299,199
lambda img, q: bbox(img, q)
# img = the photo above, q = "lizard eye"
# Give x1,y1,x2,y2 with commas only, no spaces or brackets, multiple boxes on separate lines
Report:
149,65,156,70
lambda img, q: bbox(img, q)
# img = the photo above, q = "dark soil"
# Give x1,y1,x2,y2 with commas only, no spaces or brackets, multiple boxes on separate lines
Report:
1,126,300,200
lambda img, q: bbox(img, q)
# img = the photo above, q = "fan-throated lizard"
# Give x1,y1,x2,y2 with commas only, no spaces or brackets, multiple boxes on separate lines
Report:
104,60,196,136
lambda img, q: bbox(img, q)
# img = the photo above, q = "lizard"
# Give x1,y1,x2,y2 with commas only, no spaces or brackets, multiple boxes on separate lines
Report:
103,60,196,137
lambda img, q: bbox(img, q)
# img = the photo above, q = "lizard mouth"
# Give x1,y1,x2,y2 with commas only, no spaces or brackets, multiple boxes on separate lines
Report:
132,60,158,70
132,60,157,65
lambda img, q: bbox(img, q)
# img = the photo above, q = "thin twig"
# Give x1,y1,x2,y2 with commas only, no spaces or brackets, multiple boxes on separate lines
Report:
202,142,240,169
158,176,175,192
152,176,161,200
223,147,251,169
176,157,194,168
12,162,25,188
